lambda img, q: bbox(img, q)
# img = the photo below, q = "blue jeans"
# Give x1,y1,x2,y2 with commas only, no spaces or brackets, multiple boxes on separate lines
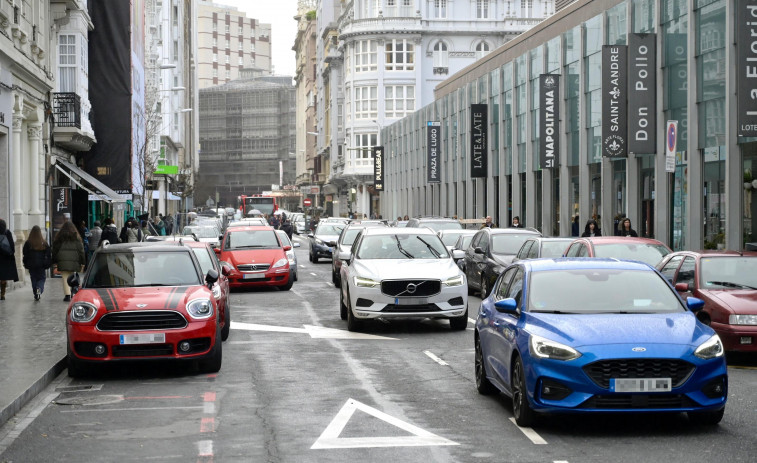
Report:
29,268,46,294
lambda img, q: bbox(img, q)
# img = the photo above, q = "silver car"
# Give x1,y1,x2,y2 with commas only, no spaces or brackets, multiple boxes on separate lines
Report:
338,228,468,332
276,229,299,282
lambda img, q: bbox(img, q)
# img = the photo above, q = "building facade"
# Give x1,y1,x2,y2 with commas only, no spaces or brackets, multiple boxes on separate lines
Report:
381,0,751,251
293,1,318,197
196,0,272,89
196,74,296,208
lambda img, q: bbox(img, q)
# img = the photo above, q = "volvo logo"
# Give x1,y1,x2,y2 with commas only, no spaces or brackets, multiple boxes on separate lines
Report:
137,304,147,308
632,347,646,352
406,283,417,294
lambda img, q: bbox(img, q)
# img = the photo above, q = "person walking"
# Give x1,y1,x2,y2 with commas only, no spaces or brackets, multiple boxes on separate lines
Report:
77,220,90,261
22,225,52,301
581,219,602,237
0,219,19,301
571,216,580,237
511,216,523,228
88,221,102,257
100,218,120,245
281,216,294,240
126,220,142,242
153,215,166,236
52,221,86,302
619,218,639,237
480,216,495,229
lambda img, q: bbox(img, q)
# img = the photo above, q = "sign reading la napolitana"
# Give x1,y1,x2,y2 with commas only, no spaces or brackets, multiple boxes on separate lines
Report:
539,74,559,169
602,45,628,157
470,104,488,177
738,0,757,136
427,122,441,183
372,146,384,191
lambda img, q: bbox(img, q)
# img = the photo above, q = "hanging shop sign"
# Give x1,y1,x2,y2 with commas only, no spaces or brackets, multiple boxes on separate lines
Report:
602,45,628,157
373,146,384,191
628,33,656,153
470,104,487,177
427,121,441,183
738,0,757,136
539,74,559,169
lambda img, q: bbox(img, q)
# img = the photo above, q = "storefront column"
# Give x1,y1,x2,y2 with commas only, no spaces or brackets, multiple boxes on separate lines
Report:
601,157,613,234
11,109,24,216
684,0,702,250
28,123,42,217
724,0,742,250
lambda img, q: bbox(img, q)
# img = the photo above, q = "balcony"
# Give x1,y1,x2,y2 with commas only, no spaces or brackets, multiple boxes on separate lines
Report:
53,93,96,152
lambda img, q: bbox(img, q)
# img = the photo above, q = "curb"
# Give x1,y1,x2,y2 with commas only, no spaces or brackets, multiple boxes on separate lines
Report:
0,356,67,428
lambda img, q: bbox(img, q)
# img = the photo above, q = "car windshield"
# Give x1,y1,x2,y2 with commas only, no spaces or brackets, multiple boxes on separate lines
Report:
316,224,345,236
342,229,362,246
183,226,218,239
85,252,200,288
440,231,468,246
422,221,462,232
457,235,474,250
528,269,685,314
190,247,215,275
224,230,280,250
541,240,573,258
593,243,670,266
491,234,536,255
357,234,449,259
700,256,757,289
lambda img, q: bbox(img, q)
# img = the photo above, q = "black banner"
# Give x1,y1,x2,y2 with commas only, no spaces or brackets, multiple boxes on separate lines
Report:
602,45,628,157
427,122,441,183
539,74,559,169
373,146,384,191
628,34,656,153
51,187,71,243
470,104,487,177
738,0,757,136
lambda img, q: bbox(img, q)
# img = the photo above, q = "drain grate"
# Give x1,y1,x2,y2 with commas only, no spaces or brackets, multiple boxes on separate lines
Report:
55,384,104,393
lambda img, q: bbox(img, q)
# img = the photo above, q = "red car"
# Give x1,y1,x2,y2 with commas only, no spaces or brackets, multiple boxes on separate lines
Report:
215,225,293,290
66,243,222,377
563,236,671,267
657,250,757,352
181,240,232,341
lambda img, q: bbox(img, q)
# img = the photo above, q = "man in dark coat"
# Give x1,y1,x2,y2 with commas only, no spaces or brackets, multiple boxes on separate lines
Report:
100,218,120,245
0,219,19,300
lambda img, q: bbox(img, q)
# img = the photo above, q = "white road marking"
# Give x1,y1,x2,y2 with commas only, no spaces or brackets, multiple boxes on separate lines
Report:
468,317,476,325
310,272,317,276
554,461,570,463
60,406,204,413
423,350,449,366
299,265,306,268
197,440,214,456
326,282,334,287
509,418,548,445
203,401,215,414
231,321,397,340
311,398,459,449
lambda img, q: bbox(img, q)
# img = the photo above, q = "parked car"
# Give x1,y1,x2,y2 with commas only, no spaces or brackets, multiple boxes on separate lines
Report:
215,225,293,290
276,229,299,282
226,218,268,228
438,229,478,248
405,216,463,233
65,243,223,377
476,258,727,426
331,222,387,287
308,222,346,263
512,237,575,263
338,227,468,332
563,236,671,267
463,228,542,298
451,233,476,265
182,225,221,247
657,250,757,352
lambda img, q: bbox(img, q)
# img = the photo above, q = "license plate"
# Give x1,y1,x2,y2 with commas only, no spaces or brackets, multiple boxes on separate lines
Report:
119,333,165,345
394,297,428,305
243,273,265,280
611,378,672,393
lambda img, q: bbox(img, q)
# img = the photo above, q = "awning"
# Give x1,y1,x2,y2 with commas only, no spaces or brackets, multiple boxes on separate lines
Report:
54,157,127,203
151,190,181,201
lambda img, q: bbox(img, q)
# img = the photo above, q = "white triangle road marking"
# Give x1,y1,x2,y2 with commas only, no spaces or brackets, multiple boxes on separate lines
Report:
311,398,459,449
231,322,397,340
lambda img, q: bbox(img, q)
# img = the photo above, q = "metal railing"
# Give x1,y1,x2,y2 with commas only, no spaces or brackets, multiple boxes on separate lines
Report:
53,93,82,129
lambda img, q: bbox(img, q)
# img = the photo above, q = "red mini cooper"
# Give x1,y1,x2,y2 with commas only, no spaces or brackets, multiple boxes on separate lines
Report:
216,225,293,290
66,243,222,377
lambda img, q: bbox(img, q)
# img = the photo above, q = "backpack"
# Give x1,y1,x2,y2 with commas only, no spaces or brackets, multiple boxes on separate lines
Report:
0,234,12,256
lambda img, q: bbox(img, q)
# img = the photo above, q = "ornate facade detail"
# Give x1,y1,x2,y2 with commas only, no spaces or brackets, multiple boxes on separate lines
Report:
12,113,24,131
27,125,41,140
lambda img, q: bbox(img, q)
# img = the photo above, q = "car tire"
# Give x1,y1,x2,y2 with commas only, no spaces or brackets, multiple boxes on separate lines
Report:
449,306,468,331
332,269,341,288
346,292,363,332
199,333,223,373
281,278,294,291
67,345,87,378
309,251,314,263
688,408,724,425
512,355,536,427
312,254,319,263
339,288,348,320
475,334,497,395
221,301,231,342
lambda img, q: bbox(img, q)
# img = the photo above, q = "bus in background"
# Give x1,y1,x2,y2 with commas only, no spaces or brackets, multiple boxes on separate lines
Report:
239,194,278,216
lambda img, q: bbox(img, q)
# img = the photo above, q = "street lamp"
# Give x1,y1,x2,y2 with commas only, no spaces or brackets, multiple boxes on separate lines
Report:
371,119,382,145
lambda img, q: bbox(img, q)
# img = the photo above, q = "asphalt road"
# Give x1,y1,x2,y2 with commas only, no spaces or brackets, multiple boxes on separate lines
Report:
1,235,756,463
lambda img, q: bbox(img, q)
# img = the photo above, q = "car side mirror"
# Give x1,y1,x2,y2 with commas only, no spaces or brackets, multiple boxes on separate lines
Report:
474,247,484,255
213,247,221,255
67,272,80,295
205,268,219,288
686,296,705,312
338,250,351,263
446,245,454,253
221,264,232,277
494,298,519,314
452,249,465,260
283,245,292,251
675,282,689,292
294,242,300,248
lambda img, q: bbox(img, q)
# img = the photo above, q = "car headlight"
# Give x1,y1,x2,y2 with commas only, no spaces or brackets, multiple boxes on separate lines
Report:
286,251,296,265
211,285,222,300
354,276,380,288
729,314,757,325
444,275,464,287
70,302,98,323
694,334,724,359
186,298,214,319
316,238,325,245
272,258,289,269
529,334,581,361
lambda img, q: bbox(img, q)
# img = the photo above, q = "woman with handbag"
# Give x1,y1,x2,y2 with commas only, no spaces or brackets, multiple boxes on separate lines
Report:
52,221,85,302
23,225,52,301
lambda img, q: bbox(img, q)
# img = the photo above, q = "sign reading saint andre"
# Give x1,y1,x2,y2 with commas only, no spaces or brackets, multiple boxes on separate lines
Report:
602,45,628,157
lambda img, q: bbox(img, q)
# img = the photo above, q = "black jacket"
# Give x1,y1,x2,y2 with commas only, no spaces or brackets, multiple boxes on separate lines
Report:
100,225,120,246
23,242,52,270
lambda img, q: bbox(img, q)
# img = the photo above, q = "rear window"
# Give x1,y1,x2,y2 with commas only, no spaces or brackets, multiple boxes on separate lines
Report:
593,243,670,267
86,251,200,288
224,230,280,250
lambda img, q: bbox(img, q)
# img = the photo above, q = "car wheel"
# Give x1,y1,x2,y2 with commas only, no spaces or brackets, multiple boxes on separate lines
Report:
309,251,314,263
449,305,468,331
688,408,724,425
512,356,536,427
480,278,489,299
198,332,223,373
339,288,348,320
475,334,497,395
312,254,319,263
280,278,294,291
332,269,341,288
346,293,363,332
67,344,87,378
221,301,231,342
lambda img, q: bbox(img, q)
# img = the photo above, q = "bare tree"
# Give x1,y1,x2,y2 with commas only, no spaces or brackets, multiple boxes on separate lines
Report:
132,98,163,216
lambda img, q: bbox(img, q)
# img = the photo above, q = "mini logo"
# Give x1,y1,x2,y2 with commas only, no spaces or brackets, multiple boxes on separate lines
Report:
406,283,417,294
137,304,147,308
632,347,646,352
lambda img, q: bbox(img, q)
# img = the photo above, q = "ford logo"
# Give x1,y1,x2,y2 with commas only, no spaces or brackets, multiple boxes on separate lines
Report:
632,347,646,352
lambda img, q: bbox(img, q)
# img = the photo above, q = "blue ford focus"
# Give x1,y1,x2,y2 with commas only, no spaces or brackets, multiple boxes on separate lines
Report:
475,258,727,426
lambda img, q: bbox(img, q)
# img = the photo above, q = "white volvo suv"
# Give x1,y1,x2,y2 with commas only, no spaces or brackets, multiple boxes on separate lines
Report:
338,227,468,332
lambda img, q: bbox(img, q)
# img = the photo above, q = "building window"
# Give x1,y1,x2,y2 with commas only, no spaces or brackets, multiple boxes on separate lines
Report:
225,25,230,33
475,41,490,59
355,133,377,160
434,0,447,18
385,85,415,118
354,86,377,119
521,0,533,17
213,53,218,62
173,112,179,132
225,39,230,49
238,26,243,35
213,22,217,32
226,69,231,79
385,39,414,71
213,68,218,77
477,0,490,19
213,37,218,47
80,36,87,71
225,55,230,64
355,40,377,72
238,57,244,65
58,34,76,92
433,41,448,71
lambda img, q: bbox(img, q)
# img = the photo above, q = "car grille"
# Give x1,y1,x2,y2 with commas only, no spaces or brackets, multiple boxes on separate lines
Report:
580,394,697,409
381,304,441,313
583,359,695,389
237,264,270,272
381,279,441,297
97,311,188,331
112,344,174,357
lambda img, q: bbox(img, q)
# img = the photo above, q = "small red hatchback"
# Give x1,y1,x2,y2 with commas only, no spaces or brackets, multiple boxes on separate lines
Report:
215,225,292,290
564,236,671,267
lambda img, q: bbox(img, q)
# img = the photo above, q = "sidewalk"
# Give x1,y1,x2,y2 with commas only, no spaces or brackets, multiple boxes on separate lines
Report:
0,280,68,428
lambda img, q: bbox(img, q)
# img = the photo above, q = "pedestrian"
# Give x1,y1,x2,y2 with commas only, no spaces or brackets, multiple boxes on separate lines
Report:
403,215,409,221
481,216,495,229
619,218,639,237
581,219,602,237
571,215,580,237
52,221,86,302
0,219,19,301
100,218,120,245
88,221,102,256
153,215,166,236
126,220,142,242
613,213,626,236
77,220,90,260
141,220,151,237
281,216,294,240
158,214,167,235
511,216,523,228
22,225,52,301
165,214,174,235
119,218,132,243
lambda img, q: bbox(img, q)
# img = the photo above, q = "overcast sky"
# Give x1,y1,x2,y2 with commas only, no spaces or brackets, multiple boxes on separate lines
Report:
220,0,298,77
